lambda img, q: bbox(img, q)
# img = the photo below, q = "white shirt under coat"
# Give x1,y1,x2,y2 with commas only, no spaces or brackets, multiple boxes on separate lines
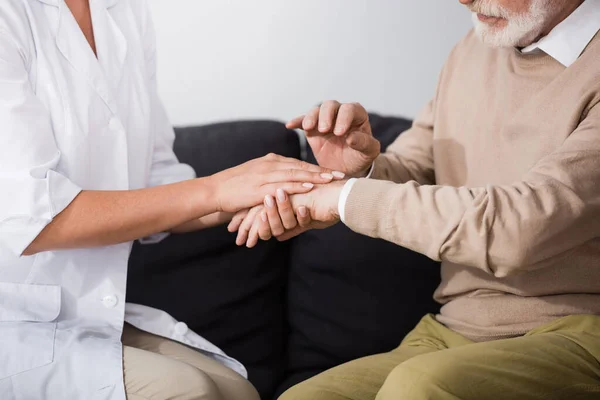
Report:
0,0,245,399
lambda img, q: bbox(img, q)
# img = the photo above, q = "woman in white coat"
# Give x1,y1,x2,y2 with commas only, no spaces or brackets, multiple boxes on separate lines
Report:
0,0,339,399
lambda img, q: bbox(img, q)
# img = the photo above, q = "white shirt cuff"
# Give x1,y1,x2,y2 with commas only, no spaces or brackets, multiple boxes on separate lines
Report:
338,178,358,224
364,162,375,179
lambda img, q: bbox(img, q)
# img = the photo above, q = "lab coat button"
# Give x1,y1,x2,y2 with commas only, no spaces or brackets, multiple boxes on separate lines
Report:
102,294,118,308
174,322,188,335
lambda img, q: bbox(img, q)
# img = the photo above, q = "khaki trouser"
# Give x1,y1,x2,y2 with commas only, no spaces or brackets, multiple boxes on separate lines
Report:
122,324,260,400
280,314,600,400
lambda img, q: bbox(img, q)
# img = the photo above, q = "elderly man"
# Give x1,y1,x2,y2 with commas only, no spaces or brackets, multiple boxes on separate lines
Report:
232,0,600,398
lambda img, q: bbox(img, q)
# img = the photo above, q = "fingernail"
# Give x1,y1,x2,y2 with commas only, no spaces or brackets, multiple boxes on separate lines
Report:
261,212,267,222
299,207,308,217
332,171,345,179
265,195,275,208
302,183,314,189
320,173,333,180
334,126,345,134
277,189,286,202
319,124,328,131
304,118,313,126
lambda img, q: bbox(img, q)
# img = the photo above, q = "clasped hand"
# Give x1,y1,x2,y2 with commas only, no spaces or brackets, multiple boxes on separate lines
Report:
226,101,380,247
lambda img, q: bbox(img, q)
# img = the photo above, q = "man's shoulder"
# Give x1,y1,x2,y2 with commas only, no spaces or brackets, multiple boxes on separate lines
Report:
580,31,600,67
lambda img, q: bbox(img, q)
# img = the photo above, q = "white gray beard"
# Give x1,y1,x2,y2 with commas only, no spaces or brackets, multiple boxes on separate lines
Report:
471,0,551,48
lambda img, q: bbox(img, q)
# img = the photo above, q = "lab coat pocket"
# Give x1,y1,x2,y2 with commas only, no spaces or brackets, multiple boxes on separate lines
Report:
0,283,61,380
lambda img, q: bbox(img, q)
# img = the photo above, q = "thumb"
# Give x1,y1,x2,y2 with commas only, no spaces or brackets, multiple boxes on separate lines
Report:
346,131,380,158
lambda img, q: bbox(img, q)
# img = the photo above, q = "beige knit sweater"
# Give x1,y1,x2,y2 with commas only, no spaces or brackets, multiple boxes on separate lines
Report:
345,30,600,341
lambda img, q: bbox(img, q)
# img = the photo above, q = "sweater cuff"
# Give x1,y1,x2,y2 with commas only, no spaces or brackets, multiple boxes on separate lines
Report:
343,178,398,238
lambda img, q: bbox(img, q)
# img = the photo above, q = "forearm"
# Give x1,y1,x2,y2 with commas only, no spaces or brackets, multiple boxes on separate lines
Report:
170,212,234,234
343,177,597,278
24,177,216,255
371,127,435,184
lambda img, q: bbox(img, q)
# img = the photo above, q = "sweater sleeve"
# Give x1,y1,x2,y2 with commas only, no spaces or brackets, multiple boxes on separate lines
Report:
344,103,600,278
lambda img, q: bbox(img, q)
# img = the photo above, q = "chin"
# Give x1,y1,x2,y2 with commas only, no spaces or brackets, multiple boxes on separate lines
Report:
472,13,545,48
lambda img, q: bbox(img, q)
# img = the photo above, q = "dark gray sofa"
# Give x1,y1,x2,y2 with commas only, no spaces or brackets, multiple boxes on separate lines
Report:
127,114,441,399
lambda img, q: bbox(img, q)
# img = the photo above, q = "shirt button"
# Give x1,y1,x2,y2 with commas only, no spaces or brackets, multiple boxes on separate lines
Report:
174,322,188,336
102,294,118,308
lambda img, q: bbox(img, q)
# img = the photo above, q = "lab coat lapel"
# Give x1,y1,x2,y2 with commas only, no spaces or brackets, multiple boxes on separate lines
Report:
55,0,118,114
91,0,128,96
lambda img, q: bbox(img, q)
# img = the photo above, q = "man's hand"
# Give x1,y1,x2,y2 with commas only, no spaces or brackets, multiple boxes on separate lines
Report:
229,182,345,247
209,153,344,213
287,101,380,177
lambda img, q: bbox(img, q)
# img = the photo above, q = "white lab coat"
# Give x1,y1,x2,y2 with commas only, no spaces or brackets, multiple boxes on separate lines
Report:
0,0,246,398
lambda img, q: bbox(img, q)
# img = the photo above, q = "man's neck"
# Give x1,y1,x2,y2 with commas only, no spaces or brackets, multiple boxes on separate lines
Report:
538,0,585,39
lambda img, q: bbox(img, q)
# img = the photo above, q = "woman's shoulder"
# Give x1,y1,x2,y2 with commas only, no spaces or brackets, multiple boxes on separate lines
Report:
116,0,154,42
0,0,35,65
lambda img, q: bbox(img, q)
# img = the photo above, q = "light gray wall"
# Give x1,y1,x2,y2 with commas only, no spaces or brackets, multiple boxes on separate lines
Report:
148,0,472,125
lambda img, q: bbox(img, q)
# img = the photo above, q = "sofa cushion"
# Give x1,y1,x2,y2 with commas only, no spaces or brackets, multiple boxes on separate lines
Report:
278,114,441,397
127,121,301,400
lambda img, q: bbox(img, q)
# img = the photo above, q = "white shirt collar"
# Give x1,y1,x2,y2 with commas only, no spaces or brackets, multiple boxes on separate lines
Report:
521,0,600,67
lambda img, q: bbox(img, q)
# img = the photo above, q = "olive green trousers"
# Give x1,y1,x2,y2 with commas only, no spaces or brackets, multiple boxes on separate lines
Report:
279,314,600,400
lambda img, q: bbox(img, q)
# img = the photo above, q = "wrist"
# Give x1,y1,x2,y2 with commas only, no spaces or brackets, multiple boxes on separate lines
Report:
329,182,346,220
190,176,221,215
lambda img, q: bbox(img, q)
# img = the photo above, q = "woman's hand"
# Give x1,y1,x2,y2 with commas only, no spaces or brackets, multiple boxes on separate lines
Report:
228,189,313,248
229,182,344,248
209,153,344,213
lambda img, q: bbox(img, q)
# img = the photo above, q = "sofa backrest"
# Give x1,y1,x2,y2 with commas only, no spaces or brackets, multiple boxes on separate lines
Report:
127,116,442,400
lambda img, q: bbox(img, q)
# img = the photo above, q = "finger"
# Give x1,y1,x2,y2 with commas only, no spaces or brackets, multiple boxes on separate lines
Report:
275,189,298,230
302,107,320,131
286,115,305,130
228,210,249,232
331,103,364,136
257,210,273,241
346,131,381,158
265,195,285,236
297,206,312,228
247,217,262,248
236,207,260,246
318,100,341,133
263,182,315,197
266,169,336,185
272,158,345,179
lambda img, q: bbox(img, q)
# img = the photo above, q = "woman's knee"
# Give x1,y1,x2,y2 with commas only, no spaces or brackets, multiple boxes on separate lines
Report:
212,373,260,400
177,366,223,400
143,361,223,400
